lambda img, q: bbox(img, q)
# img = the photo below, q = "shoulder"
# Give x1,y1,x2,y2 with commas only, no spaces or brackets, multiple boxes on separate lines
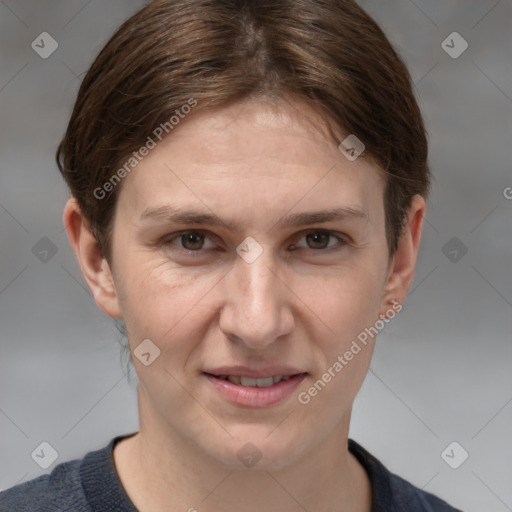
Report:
0,433,125,512
348,439,464,512
384,467,464,511
0,435,135,512
0,457,87,512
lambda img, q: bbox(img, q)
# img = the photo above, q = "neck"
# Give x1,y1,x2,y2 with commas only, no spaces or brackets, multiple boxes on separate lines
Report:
113,390,372,512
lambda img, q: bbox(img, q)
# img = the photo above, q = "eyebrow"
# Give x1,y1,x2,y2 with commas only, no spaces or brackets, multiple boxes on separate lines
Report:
138,204,369,232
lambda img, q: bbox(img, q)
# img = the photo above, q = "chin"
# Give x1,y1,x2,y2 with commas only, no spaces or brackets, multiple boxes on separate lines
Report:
206,431,304,472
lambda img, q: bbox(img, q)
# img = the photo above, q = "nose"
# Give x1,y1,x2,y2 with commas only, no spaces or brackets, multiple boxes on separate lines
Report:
218,247,294,351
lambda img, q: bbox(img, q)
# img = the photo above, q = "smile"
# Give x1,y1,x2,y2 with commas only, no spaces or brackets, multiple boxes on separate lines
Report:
203,372,308,408
214,375,294,387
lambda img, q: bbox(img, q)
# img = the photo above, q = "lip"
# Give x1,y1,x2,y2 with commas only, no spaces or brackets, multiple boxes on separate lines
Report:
203,372,308,408
203,365,306,379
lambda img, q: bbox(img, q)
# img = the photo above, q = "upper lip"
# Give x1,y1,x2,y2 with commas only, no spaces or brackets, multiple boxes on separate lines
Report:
203,365,308,379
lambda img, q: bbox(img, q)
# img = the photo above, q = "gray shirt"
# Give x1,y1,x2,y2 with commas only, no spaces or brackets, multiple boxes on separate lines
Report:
0,434,463,511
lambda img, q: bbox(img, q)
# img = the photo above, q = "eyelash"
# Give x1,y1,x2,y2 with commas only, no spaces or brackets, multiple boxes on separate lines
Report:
161,229,349,257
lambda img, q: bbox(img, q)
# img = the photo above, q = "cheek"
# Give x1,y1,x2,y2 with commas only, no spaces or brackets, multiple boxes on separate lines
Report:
296,272,381,417
294,262,385,401
117,247,386,347
115,255,221,342
115,261,215,413
298,261,385,338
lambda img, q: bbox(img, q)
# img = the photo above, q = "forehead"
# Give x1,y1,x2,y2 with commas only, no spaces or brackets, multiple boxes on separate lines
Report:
116,99,385,222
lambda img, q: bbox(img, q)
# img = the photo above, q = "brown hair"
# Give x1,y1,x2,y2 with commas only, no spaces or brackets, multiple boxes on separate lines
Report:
56,0,430,264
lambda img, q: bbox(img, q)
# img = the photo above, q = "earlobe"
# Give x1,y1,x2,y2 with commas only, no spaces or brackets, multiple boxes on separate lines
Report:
380,194,426,314
63,197,123,319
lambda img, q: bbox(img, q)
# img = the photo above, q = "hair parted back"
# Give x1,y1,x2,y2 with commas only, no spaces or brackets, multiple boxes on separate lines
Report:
56,0,430,264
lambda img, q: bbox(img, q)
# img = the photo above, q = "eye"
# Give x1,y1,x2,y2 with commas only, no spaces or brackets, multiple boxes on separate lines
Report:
291,230,347,252
163,230,216,255
161,229,348,257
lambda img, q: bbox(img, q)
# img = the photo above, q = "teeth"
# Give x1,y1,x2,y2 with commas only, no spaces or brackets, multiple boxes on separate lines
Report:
227,375,241,385
221,375,293,387
241,376,267,387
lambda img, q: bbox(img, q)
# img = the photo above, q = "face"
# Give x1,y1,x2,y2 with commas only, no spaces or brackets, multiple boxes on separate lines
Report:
68,98,421,471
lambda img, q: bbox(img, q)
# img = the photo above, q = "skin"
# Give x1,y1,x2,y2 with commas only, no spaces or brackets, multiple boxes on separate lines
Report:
64,98,425,512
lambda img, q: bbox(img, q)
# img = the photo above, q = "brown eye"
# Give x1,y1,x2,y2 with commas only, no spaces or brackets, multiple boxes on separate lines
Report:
306,232,330,249
292,230,347,252
163,231,216,254
179,231,205,250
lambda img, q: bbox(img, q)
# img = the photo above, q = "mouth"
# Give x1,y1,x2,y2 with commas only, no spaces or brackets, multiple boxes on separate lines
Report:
204,373,301,387
202,371,309,408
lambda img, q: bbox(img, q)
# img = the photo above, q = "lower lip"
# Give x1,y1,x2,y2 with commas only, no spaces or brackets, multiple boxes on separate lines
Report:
204,373,308,408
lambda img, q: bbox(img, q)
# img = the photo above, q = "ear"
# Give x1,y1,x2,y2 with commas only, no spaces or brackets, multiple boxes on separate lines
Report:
63,197,123,319
380,194,426,315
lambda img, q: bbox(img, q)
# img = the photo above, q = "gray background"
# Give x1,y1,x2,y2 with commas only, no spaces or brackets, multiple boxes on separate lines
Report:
0,1,511,511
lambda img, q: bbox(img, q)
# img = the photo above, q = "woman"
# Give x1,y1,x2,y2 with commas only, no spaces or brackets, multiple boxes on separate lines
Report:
1,0,463,510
